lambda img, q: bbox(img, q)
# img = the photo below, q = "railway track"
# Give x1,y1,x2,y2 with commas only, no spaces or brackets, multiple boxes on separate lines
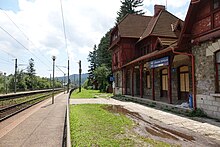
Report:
0,90,61,122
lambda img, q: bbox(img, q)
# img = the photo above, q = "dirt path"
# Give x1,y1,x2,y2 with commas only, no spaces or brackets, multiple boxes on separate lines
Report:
70,98,220,146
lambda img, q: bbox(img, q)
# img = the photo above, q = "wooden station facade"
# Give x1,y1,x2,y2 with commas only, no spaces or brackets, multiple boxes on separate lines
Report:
109,0,220,118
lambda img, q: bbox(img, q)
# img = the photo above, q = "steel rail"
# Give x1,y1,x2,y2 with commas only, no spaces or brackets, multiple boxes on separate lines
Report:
0,91,61,122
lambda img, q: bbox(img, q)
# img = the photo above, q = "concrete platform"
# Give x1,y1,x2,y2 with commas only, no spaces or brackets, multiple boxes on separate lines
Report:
0,92,68,147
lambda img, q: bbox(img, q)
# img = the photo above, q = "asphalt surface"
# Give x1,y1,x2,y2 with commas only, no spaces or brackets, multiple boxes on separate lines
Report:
0,92,68,147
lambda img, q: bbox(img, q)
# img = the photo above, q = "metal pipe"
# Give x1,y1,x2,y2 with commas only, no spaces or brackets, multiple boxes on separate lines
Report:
171,47,196,110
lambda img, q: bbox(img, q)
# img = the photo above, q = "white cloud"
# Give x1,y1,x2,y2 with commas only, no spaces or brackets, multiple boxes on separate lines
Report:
46,48,59,57
0,0,120,76
0,0,190,76
144,0,189,8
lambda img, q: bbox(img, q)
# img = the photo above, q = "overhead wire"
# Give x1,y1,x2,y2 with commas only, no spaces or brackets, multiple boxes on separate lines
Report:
0,8,52,66
0,47,27,63
0,58,14,65
56,65,65,74
59,0,69,59
0,25,51,69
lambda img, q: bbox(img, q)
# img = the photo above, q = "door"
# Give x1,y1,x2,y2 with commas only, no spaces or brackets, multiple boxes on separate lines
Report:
161,69,168,97
179,66,189,100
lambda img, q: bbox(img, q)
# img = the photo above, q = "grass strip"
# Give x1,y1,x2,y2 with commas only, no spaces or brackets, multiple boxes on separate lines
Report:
70,104,174,147
70,88,113,99
70,104,134,146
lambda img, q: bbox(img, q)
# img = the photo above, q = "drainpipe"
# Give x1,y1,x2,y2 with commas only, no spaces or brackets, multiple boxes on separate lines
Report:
171,47,196,110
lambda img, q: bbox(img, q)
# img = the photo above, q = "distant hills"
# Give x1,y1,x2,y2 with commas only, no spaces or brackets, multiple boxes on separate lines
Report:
56,73,88,85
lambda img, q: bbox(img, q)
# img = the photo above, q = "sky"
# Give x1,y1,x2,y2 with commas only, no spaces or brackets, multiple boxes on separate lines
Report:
0,0,190,77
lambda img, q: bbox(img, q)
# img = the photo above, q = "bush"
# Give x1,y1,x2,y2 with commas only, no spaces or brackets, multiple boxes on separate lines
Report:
188,108,207,117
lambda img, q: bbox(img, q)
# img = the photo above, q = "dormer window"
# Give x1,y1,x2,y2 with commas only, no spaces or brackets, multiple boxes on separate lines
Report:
177,24,182,31
171,20,182,32
171,24,175,31
112,31,119,42
213,0,220,9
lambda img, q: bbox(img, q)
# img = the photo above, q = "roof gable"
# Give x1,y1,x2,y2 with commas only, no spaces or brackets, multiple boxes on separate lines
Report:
139,10,182,41
152,11,182,37
118,14,152,38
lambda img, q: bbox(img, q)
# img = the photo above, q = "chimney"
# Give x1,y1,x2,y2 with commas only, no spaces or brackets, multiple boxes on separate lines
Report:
154,5,165,16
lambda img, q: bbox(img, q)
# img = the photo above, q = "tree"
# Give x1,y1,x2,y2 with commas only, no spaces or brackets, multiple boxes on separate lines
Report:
16,70,27,91
116,0,145,23
96,31,112,70
87,45,98,84
87,31,112,90
27,58,36,90
93,64,111,92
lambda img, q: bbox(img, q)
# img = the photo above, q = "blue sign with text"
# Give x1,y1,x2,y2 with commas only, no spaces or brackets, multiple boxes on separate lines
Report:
110,76,114,82
150,56,169,69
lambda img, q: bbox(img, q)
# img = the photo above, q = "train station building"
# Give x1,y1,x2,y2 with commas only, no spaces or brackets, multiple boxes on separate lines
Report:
109,0,220,119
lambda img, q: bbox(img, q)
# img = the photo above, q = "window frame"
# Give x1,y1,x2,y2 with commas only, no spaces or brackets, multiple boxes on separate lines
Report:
213,0,220,10
179,66,190,93
116,73,119,87
161,68,168,91
215,51,220,92
146,71,151,89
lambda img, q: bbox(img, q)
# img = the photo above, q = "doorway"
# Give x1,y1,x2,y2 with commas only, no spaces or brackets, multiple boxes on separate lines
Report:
161,68,168,97
179,66,189,100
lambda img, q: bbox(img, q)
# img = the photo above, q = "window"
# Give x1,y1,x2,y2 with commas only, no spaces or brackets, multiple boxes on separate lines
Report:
213,0,220,9
161,69,168,91
179,66,189,92
112,31,119,41
116,73,119,87
216,51,220,92
141,46,146,56
146,71,151,89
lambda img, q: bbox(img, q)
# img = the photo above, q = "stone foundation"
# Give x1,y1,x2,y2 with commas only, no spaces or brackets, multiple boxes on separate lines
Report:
192,39,220,119
196,94,220,119
113,70,122,95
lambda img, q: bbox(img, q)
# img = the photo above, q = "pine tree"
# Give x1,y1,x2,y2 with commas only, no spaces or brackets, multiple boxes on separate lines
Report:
87,45,97,82
116,0,145,23
96,31,112,70
27,58,36,90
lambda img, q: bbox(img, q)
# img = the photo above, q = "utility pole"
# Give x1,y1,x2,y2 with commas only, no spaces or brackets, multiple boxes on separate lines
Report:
4,73,7,94
14,58,17,93
73,74,75,86
67,59,69,93
79,60,82,92
50,74,52,88
52,56,56,104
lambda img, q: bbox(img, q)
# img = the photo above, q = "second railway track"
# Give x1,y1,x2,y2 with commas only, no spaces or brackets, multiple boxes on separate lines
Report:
0,90,62,122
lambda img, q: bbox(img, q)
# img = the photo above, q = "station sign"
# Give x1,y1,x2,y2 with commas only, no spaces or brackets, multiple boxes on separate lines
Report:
110,76,114,81
150,56,169,69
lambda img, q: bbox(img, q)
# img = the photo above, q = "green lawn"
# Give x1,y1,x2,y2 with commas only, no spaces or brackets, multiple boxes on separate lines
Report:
70,88,113,99
69,104,174,147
